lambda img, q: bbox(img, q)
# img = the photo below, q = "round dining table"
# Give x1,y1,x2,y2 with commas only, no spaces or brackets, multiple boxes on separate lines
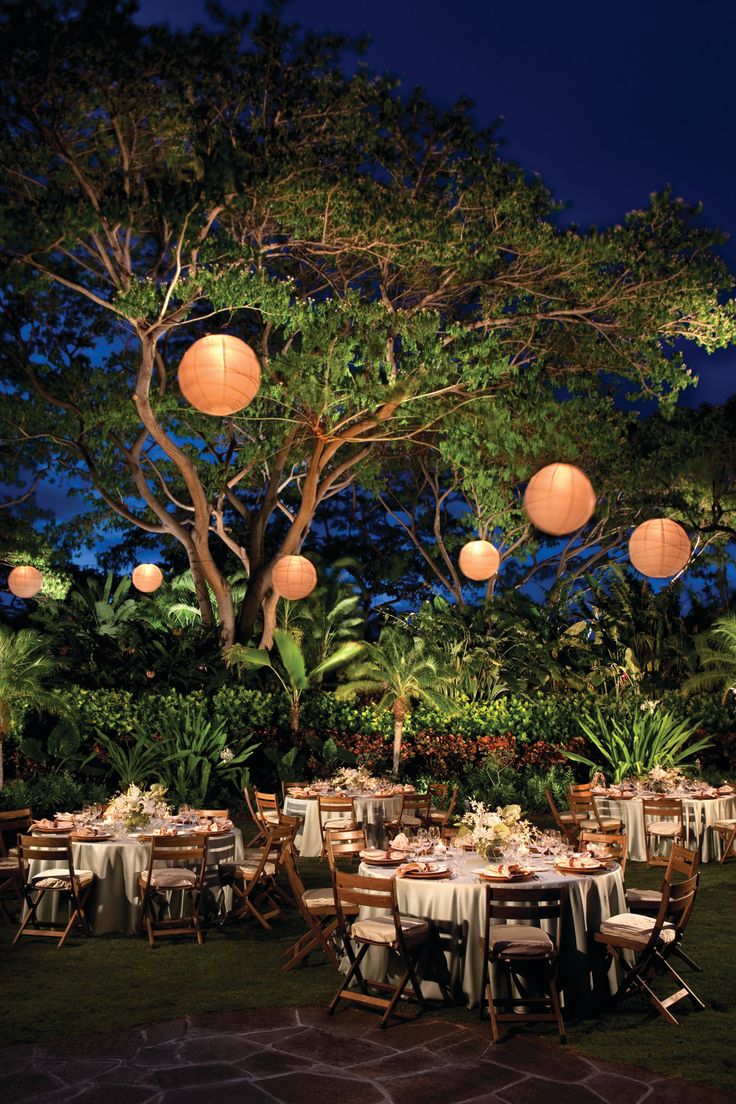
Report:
357,850,625,1008
29,827,245,934
595,792,736,862
283,792,404,856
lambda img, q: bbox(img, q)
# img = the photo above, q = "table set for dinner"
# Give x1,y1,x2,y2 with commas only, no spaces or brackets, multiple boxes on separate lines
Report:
593,782,736,861
354,831,625,1008
283,784,408,855
27,809,244,934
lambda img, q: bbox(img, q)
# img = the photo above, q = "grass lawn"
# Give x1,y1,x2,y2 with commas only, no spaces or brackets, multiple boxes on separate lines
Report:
1,856,734,1092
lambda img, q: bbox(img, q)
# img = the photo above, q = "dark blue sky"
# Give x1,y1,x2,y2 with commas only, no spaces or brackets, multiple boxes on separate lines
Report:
136,0,736,405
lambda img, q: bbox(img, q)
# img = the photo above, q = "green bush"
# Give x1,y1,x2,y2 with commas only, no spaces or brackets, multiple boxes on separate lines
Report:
0,773,109,818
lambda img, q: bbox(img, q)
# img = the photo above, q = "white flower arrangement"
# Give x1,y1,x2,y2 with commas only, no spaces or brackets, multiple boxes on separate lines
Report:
647,765,687,794
324,766,399,794
219,746,235,763
459,800,537,859
105,783,171,831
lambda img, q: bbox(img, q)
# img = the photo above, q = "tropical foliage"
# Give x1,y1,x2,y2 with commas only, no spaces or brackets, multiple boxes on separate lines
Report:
564,706,713,782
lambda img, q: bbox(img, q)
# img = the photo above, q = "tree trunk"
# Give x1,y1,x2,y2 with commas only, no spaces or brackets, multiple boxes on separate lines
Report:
392,701,407,777
0,737,4,790
289,694,300,735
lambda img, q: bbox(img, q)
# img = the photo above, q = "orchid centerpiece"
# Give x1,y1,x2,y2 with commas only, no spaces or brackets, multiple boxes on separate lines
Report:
324,766,399,794
646,765,688,794
105,783,171,831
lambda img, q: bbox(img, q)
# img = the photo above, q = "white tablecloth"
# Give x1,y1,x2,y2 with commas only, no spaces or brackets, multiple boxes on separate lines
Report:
29,828,244,934
356,852,625,1008
283,794,404,856
596,795,736,862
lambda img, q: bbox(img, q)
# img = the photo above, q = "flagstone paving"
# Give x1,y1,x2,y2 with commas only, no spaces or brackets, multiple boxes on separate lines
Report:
0,1007,732,1104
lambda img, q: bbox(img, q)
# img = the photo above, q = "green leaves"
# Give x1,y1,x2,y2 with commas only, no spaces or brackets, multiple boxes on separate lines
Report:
565,706,712,782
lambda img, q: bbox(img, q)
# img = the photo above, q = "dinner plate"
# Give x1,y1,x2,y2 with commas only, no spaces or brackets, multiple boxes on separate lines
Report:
31,824,73,834
71,832,113,842
360,850,404,865
554,861,605,874
475,868,535,882
400,867,451,880
193,826,233,836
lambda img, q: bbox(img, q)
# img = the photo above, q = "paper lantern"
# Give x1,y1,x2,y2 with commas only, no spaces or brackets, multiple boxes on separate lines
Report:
458,540,500,581
628,519,691,579
272,555,317,600
178,334,261,416
132,563,164,593
7,565,42,598
523,462,596,536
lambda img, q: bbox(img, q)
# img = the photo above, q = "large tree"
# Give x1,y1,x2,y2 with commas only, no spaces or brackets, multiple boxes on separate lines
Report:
1,0,734,647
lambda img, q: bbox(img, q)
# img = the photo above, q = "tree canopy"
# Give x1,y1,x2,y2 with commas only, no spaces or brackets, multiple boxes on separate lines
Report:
1,0,734,645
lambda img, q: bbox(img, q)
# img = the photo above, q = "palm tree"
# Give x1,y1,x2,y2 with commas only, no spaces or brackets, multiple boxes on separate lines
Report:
337,627,455,776
226,629,364,734
0,625,65,788
683,615,736,701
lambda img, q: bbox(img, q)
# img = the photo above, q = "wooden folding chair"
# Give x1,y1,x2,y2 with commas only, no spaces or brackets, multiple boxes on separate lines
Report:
219,825,291,928
189,808,229,819
280,847,344,972
428,785,459,829
327,869,431,1028
137,834,206,947
479,883,567,1043
243,787,267,847
625,843,701,972
14,834,95,948
325,827,368,874
0,809,32,923
595,873,704,1026
568,783,622,834
578,830,628,875
385,794,431,836
281,780,310,799
642,798,684,867
318,795,356,856
713,819,736,863
256,790,282,828
545,788,579,845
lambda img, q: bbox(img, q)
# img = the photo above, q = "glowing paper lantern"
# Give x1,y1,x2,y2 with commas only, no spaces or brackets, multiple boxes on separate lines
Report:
458,540,500,581
272,555,317,600
523,462,596,536
628,519,691,579
132,563,164,593
178,334,261,416
7,565,42,598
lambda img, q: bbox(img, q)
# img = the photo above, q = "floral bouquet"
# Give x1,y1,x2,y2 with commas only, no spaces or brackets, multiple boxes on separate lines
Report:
326,766,397,794
646,765,688,794
105,783,171,831
459,800,538,859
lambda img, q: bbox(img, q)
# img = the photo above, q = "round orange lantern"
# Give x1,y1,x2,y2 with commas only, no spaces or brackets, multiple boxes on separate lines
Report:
458,540,500,581
132,563,164,593
523,462,596,536
7,565,42,598
178,334,261,416
628,519,691,579
272,555,317,600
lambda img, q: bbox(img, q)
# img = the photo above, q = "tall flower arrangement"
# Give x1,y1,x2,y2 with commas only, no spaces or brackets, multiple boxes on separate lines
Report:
460,800,537,858
105,783,171,831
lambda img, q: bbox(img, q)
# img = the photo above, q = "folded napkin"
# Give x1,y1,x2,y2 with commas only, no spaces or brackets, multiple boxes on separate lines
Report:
213,818,233,831
565,853,600,869
718,784,735,794
55,814,75,825
390,832,410,850
73,825,97,838
31,818,57,831
485,862,522,879
397,860,438,877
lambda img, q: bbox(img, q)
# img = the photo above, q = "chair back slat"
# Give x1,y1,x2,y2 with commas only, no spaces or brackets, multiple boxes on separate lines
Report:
318,795,355,816
0,808,32,857
666,842,699,880
281,780,310,799
651,872,699,942
578,830,628,875
334,868,395,910
485,884,566,938
642,797,683,819
256,791,280,815
190,808,229,819
325,828,368,870
18,834,72,864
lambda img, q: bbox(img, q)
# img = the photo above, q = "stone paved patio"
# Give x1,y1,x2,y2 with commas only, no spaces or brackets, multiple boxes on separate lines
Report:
1,1007,732,1104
